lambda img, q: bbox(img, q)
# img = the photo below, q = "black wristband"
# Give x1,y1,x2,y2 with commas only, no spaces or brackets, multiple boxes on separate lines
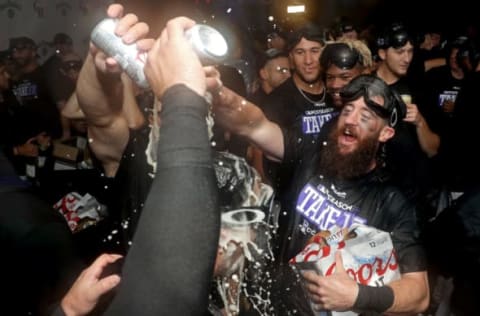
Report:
353,284,394,313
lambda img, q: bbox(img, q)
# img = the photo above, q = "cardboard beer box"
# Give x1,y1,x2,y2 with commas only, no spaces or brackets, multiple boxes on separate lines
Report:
290,224,401,316
53,136,90,170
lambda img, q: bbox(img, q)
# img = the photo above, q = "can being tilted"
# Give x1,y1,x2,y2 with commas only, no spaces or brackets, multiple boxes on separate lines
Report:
91,18,229,89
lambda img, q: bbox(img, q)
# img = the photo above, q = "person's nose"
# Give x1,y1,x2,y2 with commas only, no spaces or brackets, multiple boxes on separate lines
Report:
331,78,344,90
344,109,360,125
304,51,315,64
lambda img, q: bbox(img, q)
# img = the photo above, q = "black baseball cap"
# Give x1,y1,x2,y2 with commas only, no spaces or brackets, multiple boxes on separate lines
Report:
320,42,363,70
53,33,72,45
340,74,399,126
376,23,415,49
286,23,325,52
9,36,36,51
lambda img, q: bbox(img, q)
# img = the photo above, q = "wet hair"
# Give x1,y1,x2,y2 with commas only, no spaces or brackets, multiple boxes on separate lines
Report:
213,151,274,213
340,74,399,127
286,23,325,52
320,42,363,70
376,23,415,50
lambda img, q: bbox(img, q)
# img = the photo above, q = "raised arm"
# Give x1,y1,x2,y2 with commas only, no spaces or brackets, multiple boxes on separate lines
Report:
403,103,440,157
104,16,219,315
75,4,153,176
58,14,220,316
210,84,285,161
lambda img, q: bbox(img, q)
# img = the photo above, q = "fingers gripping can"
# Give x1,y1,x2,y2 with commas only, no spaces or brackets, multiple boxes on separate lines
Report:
91,18,149,88
90,18,228,89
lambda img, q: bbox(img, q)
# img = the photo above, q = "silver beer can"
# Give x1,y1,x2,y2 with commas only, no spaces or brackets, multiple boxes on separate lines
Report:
91,18,149,88
185,24,229,65
90,18,228,89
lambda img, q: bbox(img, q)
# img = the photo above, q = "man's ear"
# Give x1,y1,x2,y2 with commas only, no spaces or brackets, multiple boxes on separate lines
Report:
378,48,386,61
259,67,268,81
289,52,295,68
379,125,395,143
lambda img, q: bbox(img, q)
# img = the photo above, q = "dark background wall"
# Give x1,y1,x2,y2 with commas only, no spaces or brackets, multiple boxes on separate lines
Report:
2,0,477,61
121,0,479,41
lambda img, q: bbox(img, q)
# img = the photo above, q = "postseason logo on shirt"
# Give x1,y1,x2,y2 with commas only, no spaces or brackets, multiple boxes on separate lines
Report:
302,109,337,134
438,90,458,107
295,183,366,235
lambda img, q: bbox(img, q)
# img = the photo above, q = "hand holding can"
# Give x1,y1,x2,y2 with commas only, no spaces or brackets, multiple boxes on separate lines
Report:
91,17,228,91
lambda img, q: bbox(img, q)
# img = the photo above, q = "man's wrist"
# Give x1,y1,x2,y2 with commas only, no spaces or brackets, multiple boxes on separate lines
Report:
353,284,394,313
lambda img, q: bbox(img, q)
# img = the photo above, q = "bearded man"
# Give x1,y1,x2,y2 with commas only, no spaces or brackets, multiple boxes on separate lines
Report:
212,74,429,315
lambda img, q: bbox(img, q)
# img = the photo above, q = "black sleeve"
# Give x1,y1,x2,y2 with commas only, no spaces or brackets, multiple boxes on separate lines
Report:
384,191,428,273
104,85,220,315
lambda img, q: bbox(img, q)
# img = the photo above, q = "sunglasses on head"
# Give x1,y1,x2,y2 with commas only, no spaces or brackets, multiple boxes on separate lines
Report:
340,75,398,126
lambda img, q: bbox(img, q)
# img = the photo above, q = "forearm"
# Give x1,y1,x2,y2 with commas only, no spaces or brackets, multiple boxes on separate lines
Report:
76,54,123,127
213,86,284,160
384,271,430,315
415,117,440,157
104,85,219,315
424,58,446,72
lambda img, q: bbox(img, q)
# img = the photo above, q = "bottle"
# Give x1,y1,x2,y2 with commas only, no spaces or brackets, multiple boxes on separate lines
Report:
90,18,229,89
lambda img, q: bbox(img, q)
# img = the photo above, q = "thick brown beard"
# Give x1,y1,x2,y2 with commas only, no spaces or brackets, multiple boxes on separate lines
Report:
318,127,379,180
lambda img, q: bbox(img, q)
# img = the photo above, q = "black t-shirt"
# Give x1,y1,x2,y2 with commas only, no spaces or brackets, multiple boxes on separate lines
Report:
425,65,464,136
10,67,62,140
379,76,437,206
440,71,480,191
262,77,337,196
263,77,336,134
278,127,426,271
267,125,426,315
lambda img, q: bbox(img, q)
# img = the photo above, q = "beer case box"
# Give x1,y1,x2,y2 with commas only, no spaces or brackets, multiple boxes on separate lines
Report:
53,142,79,162
52,136,89,164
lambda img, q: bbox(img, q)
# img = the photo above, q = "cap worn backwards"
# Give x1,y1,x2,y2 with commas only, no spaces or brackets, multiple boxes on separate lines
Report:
340,74,399,127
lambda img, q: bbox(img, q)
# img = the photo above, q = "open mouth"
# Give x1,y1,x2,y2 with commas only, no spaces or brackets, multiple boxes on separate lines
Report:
339,127,357,145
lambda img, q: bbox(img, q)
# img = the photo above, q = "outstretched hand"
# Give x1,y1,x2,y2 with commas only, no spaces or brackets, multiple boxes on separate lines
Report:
302,251,359,312
61,254,123,316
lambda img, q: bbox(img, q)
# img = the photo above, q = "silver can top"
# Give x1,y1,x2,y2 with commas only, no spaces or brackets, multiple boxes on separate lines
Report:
186,24,228,65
